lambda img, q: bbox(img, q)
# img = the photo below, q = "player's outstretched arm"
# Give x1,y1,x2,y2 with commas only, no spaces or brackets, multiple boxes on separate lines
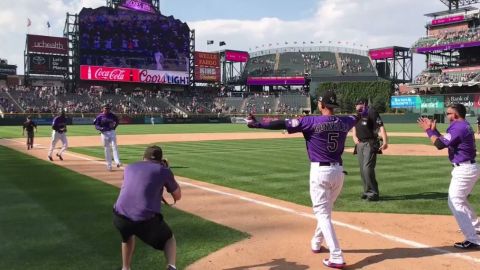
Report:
245,114,286,130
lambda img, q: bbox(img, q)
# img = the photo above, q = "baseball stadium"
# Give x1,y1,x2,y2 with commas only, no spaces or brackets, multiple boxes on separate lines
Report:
1,0,480,269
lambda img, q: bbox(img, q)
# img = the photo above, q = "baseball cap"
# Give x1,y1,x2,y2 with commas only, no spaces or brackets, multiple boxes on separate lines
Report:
144,145,163,161
318,90,339,108
355,98,368,105
102,104,111,109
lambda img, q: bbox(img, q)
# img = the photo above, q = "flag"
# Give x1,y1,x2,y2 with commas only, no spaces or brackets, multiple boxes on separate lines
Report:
47,21,51,28
27,18,31,27
207,40,214,45
219,41,226,46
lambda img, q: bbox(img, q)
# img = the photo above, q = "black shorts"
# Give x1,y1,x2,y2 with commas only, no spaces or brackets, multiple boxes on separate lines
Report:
113,210,173,250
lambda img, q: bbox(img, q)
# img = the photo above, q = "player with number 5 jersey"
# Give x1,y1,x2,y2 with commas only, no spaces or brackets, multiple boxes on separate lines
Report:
246,90,363,269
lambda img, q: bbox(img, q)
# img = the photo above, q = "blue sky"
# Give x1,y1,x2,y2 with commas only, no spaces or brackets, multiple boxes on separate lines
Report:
0,0,470,76
161,0,319,21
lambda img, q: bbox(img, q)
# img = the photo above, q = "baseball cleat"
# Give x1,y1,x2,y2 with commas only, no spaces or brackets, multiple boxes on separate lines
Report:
56,153,63,161
454,240,480,249
48,156,53,161
116,163,122,168
322,259,346,269
311,241,322,253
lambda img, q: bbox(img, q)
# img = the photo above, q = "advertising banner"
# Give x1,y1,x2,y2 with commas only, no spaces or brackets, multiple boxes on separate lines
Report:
225,50,249,62
80,65,189,85
416,41,480,53
432,15,464,26
194,51,220,82
29,54,68,75
0,64,17,75
420,95,444,109
27,35,68,55
247,76,305,86
138,69,189,85
445,94,474,107
80,65,139,82
390,96,420,108
369,48,394,60
119,0,156,13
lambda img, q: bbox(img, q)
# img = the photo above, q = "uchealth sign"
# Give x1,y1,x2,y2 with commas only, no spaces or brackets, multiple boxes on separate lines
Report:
80,65,189,85
27,35,68,55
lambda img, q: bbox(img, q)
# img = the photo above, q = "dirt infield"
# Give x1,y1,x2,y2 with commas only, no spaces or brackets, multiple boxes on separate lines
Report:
1,132,479,270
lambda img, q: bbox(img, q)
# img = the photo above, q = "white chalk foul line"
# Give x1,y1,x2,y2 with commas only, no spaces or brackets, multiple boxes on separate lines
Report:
3,138,480,264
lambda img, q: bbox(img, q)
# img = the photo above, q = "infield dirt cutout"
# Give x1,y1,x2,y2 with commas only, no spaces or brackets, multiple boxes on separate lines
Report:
2,131,479,270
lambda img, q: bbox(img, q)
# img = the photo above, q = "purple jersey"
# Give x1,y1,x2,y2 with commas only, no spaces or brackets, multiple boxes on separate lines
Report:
114,161,178,221
286,115,358,163
94,112,119,132
52,116,67,133
437,120,476,163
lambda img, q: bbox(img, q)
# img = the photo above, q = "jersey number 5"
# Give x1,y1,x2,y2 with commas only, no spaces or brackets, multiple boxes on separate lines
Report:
327,133,339,152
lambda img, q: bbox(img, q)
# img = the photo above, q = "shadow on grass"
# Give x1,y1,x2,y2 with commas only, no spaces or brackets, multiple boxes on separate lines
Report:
345,246,469,269
380,192,448,201
224,258,309,270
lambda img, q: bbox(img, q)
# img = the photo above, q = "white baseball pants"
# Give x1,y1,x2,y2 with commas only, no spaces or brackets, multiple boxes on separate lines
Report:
101,130,120,168
310,162,345,264
48,131,68,157
449,163,480,244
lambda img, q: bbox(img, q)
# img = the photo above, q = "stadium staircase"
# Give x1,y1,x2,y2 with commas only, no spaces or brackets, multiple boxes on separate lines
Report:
334,53,342,74
274,53,281,72
161,98,188,117
4,91,25,113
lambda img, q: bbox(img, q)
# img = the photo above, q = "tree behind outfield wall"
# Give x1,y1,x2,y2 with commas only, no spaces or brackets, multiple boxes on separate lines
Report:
314,81,391,113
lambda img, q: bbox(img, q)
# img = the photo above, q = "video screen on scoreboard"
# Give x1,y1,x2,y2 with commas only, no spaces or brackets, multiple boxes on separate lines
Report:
79,7,190,72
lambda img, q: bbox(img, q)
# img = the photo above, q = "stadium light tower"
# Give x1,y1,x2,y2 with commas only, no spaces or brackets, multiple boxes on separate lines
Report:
440,0,480,10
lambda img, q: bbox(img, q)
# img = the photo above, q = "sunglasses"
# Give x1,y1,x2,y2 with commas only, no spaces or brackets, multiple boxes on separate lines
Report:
445,112,454,115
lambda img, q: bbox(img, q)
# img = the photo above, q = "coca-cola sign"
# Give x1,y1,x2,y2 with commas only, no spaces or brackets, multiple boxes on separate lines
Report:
80,65,139,82
27,35,68,55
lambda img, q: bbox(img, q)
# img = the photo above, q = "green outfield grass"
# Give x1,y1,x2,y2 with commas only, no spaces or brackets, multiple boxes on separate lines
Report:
0,122,450,138
71,138,480,215
0,146,246,270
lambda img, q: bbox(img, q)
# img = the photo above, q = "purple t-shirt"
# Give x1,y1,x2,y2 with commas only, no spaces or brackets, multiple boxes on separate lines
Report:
436,120,476,163
286,115,358,163
94,112,119,132
114,161,178,221
52,116,67,133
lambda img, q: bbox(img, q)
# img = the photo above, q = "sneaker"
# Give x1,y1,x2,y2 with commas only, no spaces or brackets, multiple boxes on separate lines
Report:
366,195,379,202
322,259,346,269
311,241,322,253
48,156,53,161
453,240,480,249
166,265,177,270
107,166,112,171
56,153,63,161
116,163,122,168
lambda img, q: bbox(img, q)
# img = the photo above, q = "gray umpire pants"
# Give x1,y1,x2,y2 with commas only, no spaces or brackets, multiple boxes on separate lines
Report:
357,141,379,198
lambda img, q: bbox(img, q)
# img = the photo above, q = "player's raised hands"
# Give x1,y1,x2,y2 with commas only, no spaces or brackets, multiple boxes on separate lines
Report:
417,117,434,131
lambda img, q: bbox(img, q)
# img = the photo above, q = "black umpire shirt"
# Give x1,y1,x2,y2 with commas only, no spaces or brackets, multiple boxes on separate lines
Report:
355,108,384,141
23,120,37,134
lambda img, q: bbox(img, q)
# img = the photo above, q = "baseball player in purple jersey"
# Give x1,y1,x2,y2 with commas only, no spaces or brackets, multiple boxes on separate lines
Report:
113,145,181,270
418,103,480,249
47,111,68,161
94,104,121,171
247,90,364,269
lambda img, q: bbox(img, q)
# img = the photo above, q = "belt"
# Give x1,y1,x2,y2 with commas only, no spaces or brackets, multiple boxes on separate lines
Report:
452,160,476,167
316,162,342,166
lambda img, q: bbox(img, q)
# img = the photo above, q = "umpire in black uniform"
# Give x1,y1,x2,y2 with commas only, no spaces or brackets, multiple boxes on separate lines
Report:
22,116,37,150
352,98,388,201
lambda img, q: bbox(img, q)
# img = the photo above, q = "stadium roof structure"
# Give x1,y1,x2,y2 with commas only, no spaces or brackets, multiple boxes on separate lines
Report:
440,0,480,9
424,6,478,17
